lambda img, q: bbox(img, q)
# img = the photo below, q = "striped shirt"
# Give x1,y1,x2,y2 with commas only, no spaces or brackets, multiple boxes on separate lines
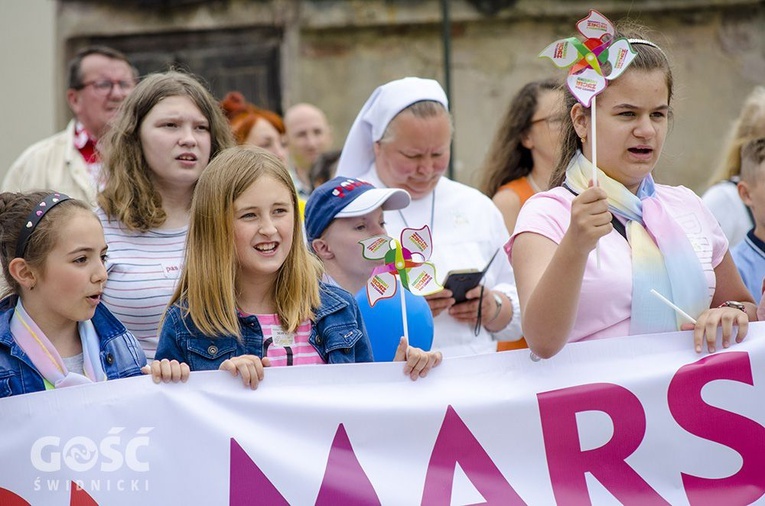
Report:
97,208,186,360
245,313,325,367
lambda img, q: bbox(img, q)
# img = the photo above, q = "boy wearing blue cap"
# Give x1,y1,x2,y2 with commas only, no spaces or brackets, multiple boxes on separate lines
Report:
305,176,411,294
305,176,441,362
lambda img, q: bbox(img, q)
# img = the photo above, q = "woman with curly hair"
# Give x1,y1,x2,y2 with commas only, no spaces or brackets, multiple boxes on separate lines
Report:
479,78,563,234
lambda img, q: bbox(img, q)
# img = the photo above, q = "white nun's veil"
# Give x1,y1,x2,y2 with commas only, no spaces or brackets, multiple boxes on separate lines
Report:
336,77,448,179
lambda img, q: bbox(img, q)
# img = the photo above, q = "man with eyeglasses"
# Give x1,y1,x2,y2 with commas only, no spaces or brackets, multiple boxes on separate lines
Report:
3,46,137,204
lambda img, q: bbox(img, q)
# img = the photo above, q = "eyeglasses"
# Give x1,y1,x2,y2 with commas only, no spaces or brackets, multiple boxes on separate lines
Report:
76,79,137,95
530,115,564,128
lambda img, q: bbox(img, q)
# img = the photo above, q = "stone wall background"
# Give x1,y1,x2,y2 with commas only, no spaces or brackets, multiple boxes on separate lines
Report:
3,0,763,194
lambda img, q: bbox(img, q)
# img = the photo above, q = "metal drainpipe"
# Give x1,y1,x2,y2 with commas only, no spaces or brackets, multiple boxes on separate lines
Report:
440,0,454,180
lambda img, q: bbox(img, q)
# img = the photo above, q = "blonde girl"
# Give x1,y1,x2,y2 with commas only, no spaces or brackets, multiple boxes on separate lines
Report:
156,147,440,387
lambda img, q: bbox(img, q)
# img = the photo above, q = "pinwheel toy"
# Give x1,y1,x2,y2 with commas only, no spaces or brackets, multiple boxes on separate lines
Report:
539,9,637,185
359,225,442,341
539,9,637,266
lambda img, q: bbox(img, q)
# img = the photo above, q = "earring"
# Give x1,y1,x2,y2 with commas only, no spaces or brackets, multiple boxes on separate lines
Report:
580,134,587,143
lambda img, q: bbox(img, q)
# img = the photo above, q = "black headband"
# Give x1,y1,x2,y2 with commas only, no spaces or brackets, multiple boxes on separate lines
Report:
15,193,71,259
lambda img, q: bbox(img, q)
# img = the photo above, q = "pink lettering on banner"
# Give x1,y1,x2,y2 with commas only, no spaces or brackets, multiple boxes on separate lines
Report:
315,424,380,505
667,352,765,505
537,383,669,505
229,439,288,505
230,427,380,506
421,405,524,505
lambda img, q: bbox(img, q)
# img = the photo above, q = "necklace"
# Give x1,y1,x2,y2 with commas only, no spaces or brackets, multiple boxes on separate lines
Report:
397,188,436,232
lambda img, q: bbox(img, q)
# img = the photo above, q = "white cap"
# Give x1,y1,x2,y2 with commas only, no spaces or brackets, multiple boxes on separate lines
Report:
335,187,411,217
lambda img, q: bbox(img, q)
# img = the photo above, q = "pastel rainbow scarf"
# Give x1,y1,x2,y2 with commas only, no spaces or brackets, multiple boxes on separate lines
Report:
10,299,107,389
565,152,708,334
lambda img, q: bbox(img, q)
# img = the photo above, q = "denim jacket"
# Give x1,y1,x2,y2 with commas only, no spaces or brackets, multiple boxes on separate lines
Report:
0,296,147,398
155,283,374,370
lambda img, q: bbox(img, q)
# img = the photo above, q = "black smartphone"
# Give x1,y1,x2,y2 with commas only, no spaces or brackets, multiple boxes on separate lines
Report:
442,248,501,304
443,270,485,304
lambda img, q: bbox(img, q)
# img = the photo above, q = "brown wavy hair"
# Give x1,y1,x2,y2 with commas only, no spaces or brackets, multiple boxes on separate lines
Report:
97,71,234,232
478,78,561,196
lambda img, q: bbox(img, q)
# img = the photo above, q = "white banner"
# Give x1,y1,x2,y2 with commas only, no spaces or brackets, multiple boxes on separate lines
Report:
2,324,765,505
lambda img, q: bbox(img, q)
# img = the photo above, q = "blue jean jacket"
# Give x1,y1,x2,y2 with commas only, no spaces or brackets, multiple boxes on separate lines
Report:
155,283,374,370
0,296,147,398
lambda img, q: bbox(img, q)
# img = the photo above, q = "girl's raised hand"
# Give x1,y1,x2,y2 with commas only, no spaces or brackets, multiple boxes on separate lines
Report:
565,186,613,255
219,355,271,389
142,359,190,384
393,337,443,381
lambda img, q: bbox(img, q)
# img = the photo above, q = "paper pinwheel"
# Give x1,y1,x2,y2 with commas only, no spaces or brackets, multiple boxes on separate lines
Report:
539,9,637,107
359,226,442,308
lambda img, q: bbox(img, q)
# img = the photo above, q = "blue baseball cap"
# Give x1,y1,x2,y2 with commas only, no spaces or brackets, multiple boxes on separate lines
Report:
305,176,410,243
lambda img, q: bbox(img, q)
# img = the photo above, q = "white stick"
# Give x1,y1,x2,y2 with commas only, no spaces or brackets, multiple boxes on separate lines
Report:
400,278,409,342
592,95,601,268
591,95,598,186
650,289,697,324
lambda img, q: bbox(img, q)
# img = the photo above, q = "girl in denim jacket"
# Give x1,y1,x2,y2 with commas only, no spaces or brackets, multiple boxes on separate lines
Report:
0,191,188,397
155,147,441,388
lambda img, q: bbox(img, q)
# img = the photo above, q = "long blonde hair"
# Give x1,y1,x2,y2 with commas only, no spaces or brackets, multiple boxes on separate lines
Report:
706,86,765,186
169,146,322,338
98,70,234,232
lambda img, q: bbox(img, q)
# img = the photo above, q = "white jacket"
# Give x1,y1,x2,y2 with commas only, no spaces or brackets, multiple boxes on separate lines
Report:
3,120,95,205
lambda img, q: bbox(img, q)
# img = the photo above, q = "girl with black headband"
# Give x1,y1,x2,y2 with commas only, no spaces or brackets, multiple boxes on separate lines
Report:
0,191,188,397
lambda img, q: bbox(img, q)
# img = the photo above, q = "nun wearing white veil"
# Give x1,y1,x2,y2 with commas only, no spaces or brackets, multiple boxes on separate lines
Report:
336,77,523,357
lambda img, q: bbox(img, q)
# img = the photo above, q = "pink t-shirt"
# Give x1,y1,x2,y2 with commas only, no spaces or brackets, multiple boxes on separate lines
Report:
254,314,325,367
507,184,728,343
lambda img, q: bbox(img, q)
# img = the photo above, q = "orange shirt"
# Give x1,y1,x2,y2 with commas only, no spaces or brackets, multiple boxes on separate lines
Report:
497,176,535,205
495,177,535,352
